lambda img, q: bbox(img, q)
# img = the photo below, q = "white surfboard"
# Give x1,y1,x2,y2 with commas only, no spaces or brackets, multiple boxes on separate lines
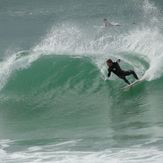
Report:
123,78,144,89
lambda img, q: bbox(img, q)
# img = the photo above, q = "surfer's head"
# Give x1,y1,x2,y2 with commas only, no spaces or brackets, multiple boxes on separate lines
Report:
106,59,113,67
104,18,107,22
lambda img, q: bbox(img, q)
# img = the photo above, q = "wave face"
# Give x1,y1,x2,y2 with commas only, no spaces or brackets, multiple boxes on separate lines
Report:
1,0,163,162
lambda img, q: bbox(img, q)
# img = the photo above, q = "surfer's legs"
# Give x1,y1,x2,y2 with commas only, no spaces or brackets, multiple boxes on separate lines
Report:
131,70,139,80
122,77,130,85
124,70,139,80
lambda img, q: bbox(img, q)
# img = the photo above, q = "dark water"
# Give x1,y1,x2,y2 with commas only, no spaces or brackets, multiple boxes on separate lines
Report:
0,0,163,162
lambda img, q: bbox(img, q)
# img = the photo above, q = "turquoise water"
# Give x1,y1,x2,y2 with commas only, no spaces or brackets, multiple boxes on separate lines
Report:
1,0,163,162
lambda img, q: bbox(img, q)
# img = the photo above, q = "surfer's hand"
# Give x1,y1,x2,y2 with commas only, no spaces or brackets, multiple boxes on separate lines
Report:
117,59,121,63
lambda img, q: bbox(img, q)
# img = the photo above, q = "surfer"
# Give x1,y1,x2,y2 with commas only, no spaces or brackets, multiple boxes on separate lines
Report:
106,59,139,85
103,18,120,28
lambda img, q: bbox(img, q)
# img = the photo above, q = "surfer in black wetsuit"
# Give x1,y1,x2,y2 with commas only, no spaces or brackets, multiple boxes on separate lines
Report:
106,59,139,85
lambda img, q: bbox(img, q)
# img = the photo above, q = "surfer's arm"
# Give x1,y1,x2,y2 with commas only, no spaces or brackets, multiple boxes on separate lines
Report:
107,68,112,78
116,59,121,63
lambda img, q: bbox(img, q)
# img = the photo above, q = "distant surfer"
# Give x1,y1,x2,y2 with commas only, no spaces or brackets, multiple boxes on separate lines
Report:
106,59,139,85
103,18,120,28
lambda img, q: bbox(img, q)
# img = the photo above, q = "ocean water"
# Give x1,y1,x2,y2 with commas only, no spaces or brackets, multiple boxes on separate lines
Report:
1,0,163,162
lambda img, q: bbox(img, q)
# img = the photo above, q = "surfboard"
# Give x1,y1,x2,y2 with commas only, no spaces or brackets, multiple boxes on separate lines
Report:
123,78,144,89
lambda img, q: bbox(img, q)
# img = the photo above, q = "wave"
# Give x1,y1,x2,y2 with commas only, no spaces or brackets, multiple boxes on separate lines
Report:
0,54,152,122
0,0,163,92
2,55,100,93
1,2,163,162
0,50,151,94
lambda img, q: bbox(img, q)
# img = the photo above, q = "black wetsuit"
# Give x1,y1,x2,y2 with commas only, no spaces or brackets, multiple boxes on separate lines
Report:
108,61,138,85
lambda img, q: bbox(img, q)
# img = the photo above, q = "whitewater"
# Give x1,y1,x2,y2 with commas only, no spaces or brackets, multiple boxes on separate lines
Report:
0,0,163,162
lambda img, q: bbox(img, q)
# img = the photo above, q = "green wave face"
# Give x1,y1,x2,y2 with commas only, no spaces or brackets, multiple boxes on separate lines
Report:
0,54,163,141
0,55,104,138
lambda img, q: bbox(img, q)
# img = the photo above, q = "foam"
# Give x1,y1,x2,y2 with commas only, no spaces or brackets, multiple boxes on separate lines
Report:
1,145,163,163
0,139,163,163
